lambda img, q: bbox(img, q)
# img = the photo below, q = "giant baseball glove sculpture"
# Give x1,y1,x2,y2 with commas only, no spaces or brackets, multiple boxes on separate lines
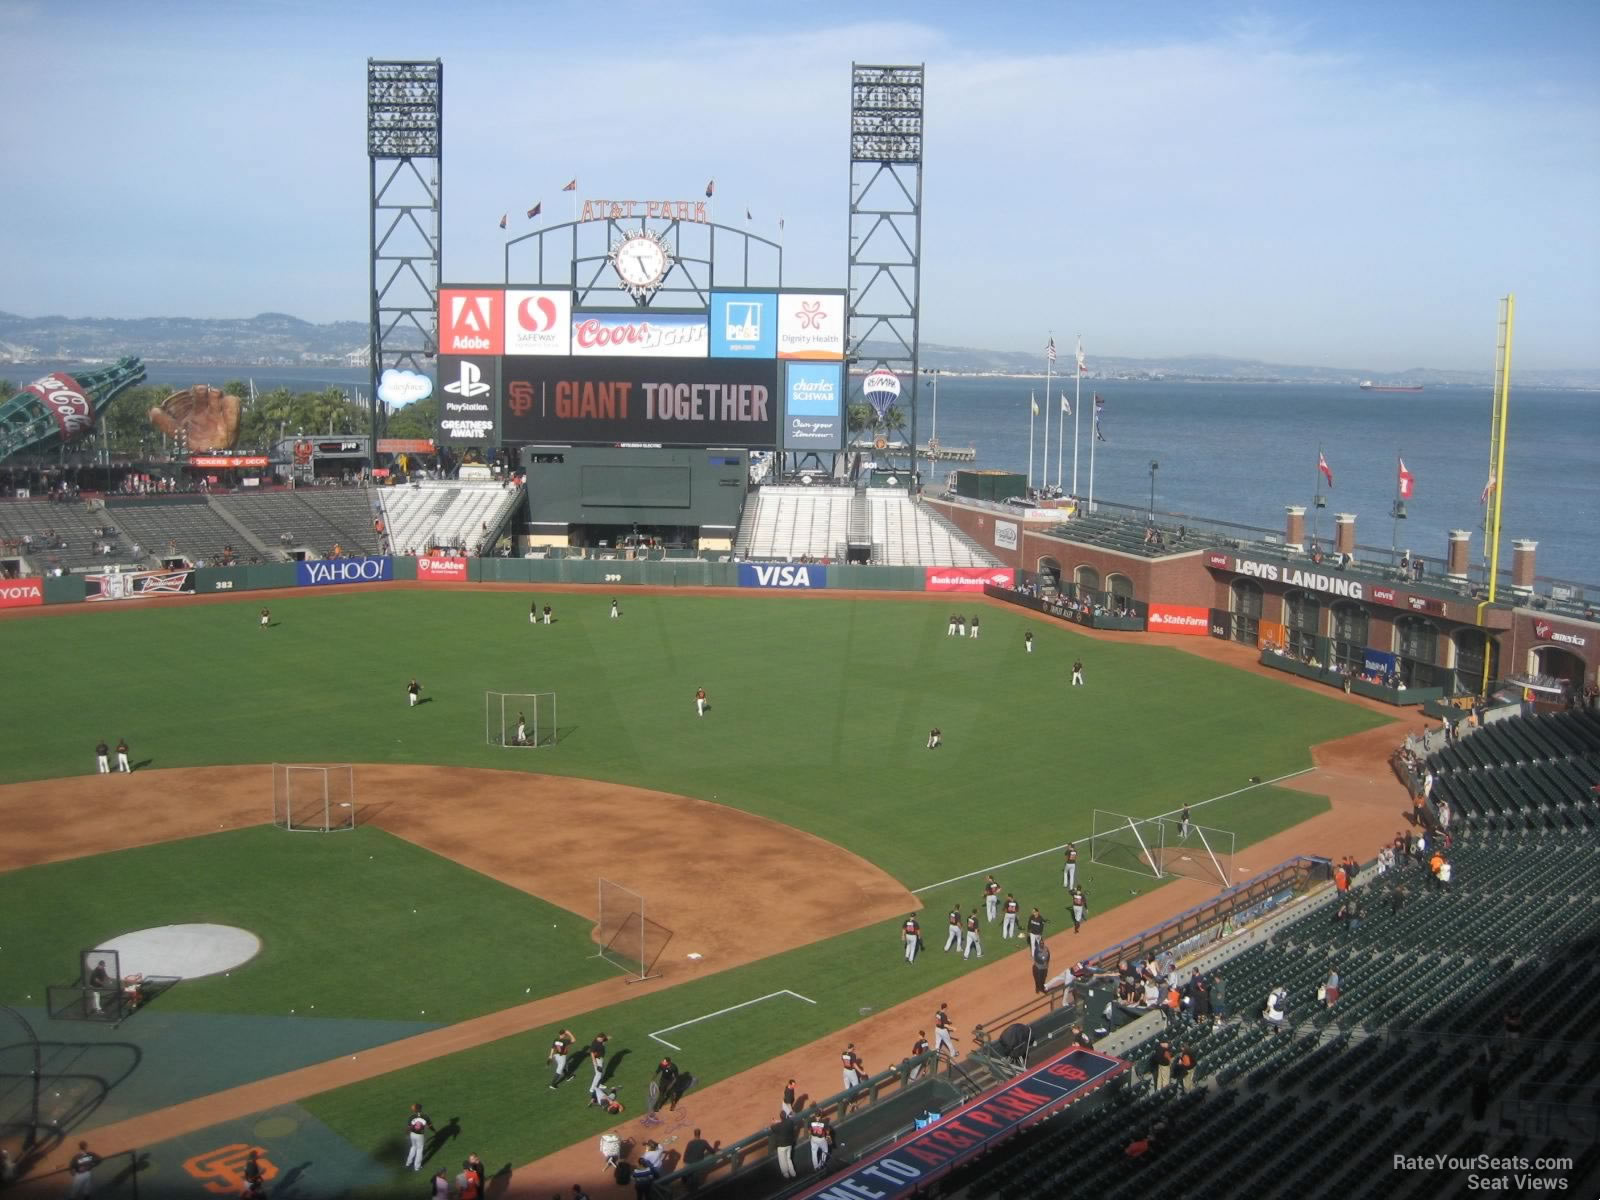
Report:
148,385,242,451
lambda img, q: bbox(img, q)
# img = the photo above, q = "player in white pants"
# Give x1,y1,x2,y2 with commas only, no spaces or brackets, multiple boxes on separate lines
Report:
983,875,1000,921
515,716,528,746
902,915,921,963
970,615,980,639
610,598,619,619
404,1104,432,1170
1001,895,1019,940
95,741,109,774
695,687,707,717
933,1004,956,1059
942,907,962,952
1063,844,1078,889
963,911,982,959
587,1034,610,1104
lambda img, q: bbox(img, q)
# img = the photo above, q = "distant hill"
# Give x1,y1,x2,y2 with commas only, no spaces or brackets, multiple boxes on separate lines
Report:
0,310,1594,388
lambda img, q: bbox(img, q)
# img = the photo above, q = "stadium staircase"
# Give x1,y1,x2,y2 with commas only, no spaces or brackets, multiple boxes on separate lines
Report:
211,489,384,560
0,498,142,572
104,496,246,567
938,826,1600,1200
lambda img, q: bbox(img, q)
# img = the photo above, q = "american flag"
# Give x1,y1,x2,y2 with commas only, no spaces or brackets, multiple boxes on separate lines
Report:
562,179,577,192
498,213,507,229
1481,473,1496,505
527,202,542,219
1046,337,1057,363
1094,394,1106,441
705,178,715,198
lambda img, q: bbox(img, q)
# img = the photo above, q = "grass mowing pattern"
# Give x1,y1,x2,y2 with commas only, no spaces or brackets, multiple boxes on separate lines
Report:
1,590,1389,1180
0,592,1385,890
0,826,611,1021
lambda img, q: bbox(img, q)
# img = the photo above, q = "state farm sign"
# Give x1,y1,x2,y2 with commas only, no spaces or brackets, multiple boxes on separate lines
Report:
416,556,468,582
1533,619,1587,648
439,288,504,355
0,578,44,608
1147,604,1210,636
23,372,95,443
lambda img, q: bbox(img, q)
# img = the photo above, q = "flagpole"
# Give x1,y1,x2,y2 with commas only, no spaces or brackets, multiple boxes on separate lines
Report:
1043,341,1053,498
1027,391,1036,491
1064,347,1080,493
1071,336,1083,498
1312,444,1324,551
1088,394,1097,514
1390,450,1402,566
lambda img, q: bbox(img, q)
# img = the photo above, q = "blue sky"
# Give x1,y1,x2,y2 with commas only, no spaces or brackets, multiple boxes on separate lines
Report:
2,0,1596,370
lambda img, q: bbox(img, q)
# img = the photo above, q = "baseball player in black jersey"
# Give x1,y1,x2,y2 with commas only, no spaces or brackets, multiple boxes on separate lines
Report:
548,1027,577,1089
909,1032,931,1081
983,875,1001,921
807,1112,835,1169
933,1002,957,1059
1027,907,1047,953
404,1103,434,1171
652,1056,684,1111
943,904,962,952
586,1033,610,1105
901,914,922,963
408,678,423,707
963,909,983,959
1002,893,1020,939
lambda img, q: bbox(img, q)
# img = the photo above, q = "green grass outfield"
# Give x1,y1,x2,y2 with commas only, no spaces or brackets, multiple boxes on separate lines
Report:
1,589,1386,1180
0,591,1383,887
0,826,611,1021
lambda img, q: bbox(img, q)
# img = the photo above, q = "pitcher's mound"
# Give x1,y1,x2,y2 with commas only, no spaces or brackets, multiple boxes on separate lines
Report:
100,923,261,978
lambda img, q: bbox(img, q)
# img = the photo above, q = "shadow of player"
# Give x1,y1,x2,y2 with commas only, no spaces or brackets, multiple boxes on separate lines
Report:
132,759,154,772
486,1163,513,1197
600,1048,630,1086
423,1116,461,1163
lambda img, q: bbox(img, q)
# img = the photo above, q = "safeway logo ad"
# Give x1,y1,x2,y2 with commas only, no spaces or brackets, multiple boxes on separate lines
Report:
1147,603,1211,636
439,288,504,355
738,563,827,589
296,557,394,587
416,556,469,582
925,567,1015,592
504,289,571,356
0,578,44,608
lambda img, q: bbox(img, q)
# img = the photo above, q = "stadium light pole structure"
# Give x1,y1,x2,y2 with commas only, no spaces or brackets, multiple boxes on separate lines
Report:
847,64,924,489
367,59,443,450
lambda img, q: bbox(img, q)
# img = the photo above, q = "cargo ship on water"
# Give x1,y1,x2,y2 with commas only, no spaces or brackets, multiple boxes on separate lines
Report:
1359,380,1424,392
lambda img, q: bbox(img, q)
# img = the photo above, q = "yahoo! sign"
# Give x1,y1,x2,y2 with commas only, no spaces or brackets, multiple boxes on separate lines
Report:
296,557,394,587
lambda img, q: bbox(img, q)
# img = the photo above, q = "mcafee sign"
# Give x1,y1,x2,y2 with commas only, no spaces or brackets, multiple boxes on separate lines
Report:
417,556,468,582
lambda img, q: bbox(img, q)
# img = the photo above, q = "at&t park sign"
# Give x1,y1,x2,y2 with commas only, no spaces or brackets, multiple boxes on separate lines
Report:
579,198,710,223
1207,553,1365,600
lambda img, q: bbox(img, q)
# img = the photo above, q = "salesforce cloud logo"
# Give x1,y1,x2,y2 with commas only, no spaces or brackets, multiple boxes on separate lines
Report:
377,369,433,406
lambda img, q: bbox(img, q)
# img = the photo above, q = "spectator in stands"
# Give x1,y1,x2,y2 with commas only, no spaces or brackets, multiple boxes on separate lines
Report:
1436,858,1452,890
1428,849,1445,890
1262,987,1288,1033
1151,1041,1173,1089
1502,1005,1523,1040
1210,974,1228,1022
1389,881,1410,915
1322,970,1340,1008
1175,1046,1197,1091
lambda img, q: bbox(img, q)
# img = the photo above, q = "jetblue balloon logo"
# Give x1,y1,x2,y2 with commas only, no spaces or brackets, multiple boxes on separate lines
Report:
297,557,394,587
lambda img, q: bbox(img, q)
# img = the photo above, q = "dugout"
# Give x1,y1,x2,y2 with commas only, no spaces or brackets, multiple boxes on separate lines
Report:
520,446,748,553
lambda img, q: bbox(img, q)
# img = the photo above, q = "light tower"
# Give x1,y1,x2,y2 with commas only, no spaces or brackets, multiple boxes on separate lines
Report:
366,59,443,444
846,64,924,484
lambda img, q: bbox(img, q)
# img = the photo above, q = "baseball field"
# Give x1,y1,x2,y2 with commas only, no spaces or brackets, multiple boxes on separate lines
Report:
0,586,1392,1196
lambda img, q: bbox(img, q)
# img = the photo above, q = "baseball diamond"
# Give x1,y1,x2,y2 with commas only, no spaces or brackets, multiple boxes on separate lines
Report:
0,582,1430,1198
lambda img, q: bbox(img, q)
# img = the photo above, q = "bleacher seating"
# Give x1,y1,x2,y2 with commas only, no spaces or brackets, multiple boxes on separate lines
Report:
214,489,383,559
1044,511,1199,557
102,497,243,567
942,827,1600,1200
1429,710,1600,831
737,485,854,560
377,480,522,556
0,498,139,572
865,491,998,567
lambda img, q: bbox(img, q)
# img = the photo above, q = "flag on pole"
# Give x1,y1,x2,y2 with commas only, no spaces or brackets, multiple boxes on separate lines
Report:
1045,337,1057,363
1481,473,1496,505
498,213,507,229
1061,395,1070,415
705,178,715,197
562,179,577,192
1318,451,1335,489
778,216,785,231
1031,394,1040,416
745,208,752,221
1397,457,1415,499
1076,340,1087,373
1094,394,1106,441
527,202,542,219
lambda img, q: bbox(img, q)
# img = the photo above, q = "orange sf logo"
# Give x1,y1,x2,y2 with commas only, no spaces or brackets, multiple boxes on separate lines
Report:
508,380,534,416
182,1144,277,1195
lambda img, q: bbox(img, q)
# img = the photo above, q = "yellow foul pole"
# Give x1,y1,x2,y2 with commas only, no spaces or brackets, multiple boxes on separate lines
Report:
1479,294,1515,697
1485,294,1515,603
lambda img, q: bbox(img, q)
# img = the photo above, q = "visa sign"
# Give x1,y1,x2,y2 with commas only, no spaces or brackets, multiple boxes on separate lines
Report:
738,563,827,589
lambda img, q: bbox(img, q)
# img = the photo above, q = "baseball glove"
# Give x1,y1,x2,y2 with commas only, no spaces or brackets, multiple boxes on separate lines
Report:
148,385,242,451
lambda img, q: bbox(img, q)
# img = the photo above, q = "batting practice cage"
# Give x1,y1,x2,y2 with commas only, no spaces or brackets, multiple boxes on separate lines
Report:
593,878,671,983
272,764,356,832
0,1004,43,1164
485,691,558,748
1091,810,1234,888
